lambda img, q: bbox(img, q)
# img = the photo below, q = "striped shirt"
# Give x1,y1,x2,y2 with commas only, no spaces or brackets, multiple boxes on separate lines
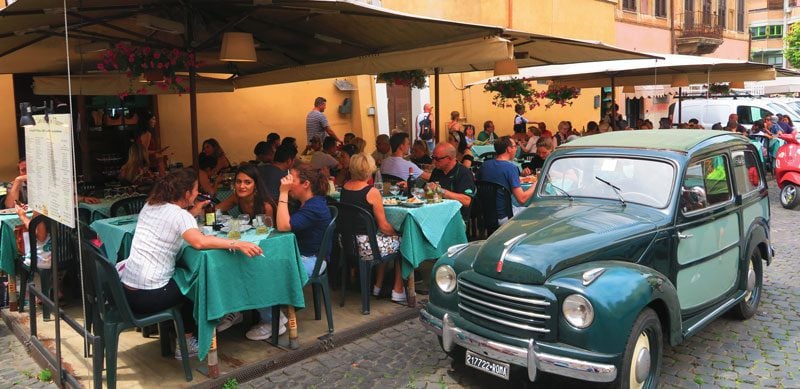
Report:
306,110,329,144
117,202,197,290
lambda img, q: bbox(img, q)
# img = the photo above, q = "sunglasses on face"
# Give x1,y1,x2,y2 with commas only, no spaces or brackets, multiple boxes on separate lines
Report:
432,155,450,161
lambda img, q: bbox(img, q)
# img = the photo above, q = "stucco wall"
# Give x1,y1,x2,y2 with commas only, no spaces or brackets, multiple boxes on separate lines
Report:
0,75,20,181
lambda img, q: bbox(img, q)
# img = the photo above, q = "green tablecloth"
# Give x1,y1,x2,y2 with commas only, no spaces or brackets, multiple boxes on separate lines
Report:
91,215,139,261
0,213,23,276
173,231,307,361
384,200,467,277
79,198,117,222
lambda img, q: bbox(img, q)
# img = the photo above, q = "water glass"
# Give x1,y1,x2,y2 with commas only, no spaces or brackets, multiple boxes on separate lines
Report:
237,214,251,226
254,214,269,234
374,181,384,193
412,188,425,201
389,184,400,196
227,219,241,239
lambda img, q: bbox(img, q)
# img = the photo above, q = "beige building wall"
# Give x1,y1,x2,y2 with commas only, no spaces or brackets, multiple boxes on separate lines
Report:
0,75,20,180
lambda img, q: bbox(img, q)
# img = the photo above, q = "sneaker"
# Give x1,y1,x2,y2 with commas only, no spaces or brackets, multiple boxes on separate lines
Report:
174,336,199,360
246,322,287,341
216,311,243,332
279,311,288,326
391,290,407,303
372,285,381,297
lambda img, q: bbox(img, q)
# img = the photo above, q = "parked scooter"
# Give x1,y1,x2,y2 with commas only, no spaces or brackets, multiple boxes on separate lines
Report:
775,133,800,209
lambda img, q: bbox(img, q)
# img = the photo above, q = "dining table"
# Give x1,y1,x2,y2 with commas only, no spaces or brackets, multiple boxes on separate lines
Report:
79,197,119,223
0,211,24,276
90,215,309,377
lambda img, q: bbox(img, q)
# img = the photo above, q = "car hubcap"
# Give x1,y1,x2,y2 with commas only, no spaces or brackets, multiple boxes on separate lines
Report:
630,331,651,388
783,186,796,205
744,260,755,302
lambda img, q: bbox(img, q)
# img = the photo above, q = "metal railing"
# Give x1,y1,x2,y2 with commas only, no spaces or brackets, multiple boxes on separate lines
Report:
678,11,724,40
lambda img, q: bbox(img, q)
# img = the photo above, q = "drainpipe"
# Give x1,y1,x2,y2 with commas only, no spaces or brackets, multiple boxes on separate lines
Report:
508,0,513,28
670,0,675,53
784,0,789,68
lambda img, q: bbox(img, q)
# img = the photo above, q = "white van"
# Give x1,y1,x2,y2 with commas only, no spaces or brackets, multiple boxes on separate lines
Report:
669,98,775,128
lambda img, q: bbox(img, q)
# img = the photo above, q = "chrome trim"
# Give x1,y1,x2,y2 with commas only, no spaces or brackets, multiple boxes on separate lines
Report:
460,280,550,306
500,233,527,264
685,296,740,335
581,267,606,286
420,310,617,383
459,304,551,333
458,292,551,320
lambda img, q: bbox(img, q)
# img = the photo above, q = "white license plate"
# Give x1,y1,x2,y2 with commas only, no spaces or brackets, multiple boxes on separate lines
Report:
465,350,510,380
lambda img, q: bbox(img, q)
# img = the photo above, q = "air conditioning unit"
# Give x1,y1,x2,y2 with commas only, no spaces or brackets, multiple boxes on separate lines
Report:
136,14,185,35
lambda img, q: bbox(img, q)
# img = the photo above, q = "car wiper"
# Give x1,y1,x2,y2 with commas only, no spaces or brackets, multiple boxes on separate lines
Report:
595,176,626,206
545,174,573,203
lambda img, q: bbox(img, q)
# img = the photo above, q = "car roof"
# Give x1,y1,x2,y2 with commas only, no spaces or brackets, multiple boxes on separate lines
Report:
563,130,744,153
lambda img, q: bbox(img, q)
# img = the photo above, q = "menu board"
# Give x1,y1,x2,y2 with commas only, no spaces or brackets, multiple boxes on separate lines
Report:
24,113,76,228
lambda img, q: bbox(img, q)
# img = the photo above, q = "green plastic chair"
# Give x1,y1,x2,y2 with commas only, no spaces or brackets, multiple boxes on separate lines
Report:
109,195,148,217
17,214,53,319
84,241,192,388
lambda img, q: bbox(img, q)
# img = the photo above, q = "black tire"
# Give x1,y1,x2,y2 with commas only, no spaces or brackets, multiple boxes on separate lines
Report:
612,308,662,389
780,184,800,209
730,247,763,320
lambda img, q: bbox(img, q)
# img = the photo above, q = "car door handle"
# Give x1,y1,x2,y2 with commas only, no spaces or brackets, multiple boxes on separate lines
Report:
678,233,694,240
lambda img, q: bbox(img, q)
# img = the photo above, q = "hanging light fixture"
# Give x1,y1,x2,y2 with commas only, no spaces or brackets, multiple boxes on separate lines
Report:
671,74,690,87
493,58,519,76
622,85,636,93
219,32,257,62
729,80,745,89
19,102,35,128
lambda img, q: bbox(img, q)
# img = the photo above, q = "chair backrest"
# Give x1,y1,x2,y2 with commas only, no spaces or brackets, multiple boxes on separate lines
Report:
475,181,512,236
77,207,97,240
479,151,496,161
312,206,338,278
331,201,383,262
110,195,148,217
83,240,137,324
78,240,101,305
26,214,50,273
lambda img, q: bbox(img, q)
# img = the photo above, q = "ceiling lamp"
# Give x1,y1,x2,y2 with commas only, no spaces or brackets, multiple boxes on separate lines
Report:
622,85,635,93
729,81,745,89
493,58,519,77
671,74,689,87
220,32,257,62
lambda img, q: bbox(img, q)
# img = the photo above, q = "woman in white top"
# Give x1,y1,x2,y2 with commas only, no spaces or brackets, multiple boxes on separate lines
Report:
117,168,262,359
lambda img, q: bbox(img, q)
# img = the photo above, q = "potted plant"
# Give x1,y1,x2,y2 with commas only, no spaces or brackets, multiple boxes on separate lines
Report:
483,78,540,110
707,83,731,95
540,85,581,108
376,69,428,89
97,43,200,98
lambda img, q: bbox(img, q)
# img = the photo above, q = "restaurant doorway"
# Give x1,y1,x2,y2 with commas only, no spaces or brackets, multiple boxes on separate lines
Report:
386,83,412,136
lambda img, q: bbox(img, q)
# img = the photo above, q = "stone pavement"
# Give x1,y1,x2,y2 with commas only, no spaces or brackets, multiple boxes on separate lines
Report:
244,182,800,389
0,320,57,388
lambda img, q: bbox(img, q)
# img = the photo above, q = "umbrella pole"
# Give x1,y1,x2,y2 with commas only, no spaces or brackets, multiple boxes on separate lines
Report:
610,76,616,130
434,67,440,146
189,14,199,169
678,87,683,125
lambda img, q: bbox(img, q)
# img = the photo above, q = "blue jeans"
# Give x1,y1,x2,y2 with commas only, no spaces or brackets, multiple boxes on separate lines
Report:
256,255,322,323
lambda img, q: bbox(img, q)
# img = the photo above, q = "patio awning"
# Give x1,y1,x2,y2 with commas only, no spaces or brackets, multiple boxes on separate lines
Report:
0,0,657,84
32,74,235,95
466,53,797,88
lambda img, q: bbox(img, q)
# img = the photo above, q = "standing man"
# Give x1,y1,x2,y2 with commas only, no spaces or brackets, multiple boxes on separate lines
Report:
415,103,435,152
430,143,475,221
306,97,340,146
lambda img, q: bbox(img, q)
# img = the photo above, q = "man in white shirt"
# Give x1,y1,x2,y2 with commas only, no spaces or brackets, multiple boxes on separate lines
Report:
415,103,435,152
371,134,391,167
380,132,431,181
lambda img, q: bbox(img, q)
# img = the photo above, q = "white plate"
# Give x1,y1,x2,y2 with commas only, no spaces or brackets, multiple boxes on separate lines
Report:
220,224,253,233
0,208,17,215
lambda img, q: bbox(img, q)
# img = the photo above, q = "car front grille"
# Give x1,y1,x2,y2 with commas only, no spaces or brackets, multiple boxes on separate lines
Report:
458,278,556,341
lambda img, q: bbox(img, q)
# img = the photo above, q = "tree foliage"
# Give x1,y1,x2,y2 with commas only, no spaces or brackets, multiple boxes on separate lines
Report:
784,22,800,68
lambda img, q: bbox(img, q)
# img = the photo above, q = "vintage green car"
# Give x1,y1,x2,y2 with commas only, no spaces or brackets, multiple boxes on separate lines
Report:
421,130,772,388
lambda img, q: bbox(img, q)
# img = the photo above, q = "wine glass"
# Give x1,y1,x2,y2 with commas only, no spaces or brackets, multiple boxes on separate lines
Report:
237,214,251,229
389,184,400,196
412,187,425,201
254,214,268,234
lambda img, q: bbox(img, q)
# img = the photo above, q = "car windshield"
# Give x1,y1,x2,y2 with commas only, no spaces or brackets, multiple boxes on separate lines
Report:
540,156,675,208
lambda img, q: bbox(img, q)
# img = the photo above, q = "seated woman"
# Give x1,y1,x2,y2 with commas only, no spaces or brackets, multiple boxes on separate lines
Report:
410,139,432,168
116,168,262,359
341,153,405,302
215,165,276,219
244,165,332,341
120,143,163,186
200,138,230,176
198,154,222,197
448,131,473,168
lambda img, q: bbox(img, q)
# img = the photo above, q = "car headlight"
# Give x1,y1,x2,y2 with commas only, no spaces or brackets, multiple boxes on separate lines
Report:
562,294,594,328
435,265,457,293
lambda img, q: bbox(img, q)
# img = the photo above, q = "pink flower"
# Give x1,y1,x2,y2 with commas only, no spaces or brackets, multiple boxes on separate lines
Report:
153,51,161,59
157,62,163,69
97,63,106,71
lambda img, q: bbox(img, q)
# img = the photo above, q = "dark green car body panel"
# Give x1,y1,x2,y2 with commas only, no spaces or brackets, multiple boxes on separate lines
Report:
425,130,772,370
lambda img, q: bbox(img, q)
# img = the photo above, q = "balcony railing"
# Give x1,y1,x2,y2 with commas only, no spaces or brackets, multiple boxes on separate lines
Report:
679,11,723,40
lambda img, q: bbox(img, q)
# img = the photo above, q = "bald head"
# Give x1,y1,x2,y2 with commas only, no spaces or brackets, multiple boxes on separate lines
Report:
435,143,457,158
433,143,457,172
423,103,433,113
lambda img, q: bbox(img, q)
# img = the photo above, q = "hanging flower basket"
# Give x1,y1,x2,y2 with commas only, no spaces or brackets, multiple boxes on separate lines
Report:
540,85,581,108
707,83,730,95
97,42,200,98
376,69,428,89
483,78,539,110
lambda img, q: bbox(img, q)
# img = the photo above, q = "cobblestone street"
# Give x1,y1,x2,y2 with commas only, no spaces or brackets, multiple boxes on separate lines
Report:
244,182,800,389
0,321,57,388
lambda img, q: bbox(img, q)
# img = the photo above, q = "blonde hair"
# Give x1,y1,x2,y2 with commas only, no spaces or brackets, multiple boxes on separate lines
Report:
120,143,149,183
349,153,377,181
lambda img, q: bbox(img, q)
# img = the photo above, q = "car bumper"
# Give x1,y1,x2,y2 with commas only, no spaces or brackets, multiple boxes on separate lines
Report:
420,308,617,383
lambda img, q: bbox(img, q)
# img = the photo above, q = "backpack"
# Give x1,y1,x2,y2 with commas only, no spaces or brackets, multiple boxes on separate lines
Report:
419,114,433,140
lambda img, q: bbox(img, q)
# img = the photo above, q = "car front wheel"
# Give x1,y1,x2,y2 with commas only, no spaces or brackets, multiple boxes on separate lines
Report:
613,308,662,389
731,247,763,320
780,183,800,209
